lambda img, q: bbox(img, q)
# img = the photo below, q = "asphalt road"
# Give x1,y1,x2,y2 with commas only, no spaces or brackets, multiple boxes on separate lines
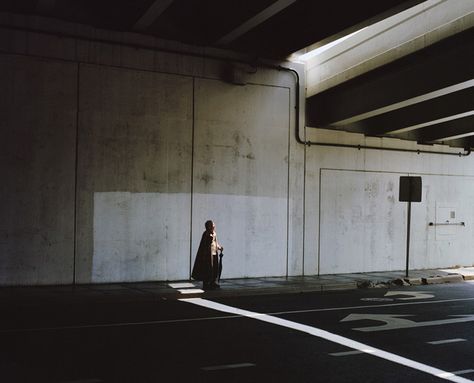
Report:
3,282,474,382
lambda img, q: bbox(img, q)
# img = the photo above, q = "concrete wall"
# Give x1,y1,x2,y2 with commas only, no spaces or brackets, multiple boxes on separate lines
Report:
304,129,474,275
0,54,77,285
76,65,194,283
0,19,304,285
1,17,474,285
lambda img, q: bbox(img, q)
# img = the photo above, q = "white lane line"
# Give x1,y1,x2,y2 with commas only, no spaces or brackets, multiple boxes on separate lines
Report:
428,339,467,345
269,297,474,316
330,350,375,357
201,363,255,371
0,314,237,333
452,370,474,376
5,296,474,334
181,298,474,383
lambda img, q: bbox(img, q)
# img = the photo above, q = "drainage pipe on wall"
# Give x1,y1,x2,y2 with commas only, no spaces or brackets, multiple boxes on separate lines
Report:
280,67,472,157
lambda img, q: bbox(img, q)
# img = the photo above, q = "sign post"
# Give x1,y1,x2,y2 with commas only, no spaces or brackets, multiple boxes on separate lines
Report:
399,176,422,278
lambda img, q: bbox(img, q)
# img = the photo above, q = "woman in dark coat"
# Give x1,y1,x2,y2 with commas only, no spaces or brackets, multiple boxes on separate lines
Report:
192,220,223,289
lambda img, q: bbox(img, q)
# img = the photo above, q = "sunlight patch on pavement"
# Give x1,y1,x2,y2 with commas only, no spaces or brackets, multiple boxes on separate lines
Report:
178,289,204,294
168,282,196,288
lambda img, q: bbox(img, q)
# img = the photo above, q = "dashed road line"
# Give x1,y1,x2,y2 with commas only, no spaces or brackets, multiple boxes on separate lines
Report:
5,296,474,333
329,350,374,357
181,298,474,383
201,363,255,371
428,339,467,345
452,370,474,376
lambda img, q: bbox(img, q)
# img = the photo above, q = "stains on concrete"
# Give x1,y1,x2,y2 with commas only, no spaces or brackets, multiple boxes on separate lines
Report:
200,173,213,185
364,180,379,198
231,131,255,161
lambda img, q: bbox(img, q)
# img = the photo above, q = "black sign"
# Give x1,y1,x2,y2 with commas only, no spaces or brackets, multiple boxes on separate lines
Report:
399,176,422,202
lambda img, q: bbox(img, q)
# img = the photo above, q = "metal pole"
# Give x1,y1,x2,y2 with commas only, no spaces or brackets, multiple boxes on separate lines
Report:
406,201,411,278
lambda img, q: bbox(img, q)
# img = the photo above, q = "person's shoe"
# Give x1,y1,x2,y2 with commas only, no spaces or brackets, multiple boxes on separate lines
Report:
210,282,220,289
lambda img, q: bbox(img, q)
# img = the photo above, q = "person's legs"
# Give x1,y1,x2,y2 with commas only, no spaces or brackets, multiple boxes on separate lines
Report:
210,253,220,288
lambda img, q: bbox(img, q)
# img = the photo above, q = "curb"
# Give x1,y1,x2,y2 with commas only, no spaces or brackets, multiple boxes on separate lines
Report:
422,274,464,285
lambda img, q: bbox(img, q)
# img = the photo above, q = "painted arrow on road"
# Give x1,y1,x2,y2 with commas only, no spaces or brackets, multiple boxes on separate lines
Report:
341,313,474,332
384,291,434,300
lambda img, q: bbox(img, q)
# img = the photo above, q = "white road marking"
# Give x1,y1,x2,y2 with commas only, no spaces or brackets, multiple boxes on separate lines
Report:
384,291,435,300
201,363,255,371
5,296,474,333
360,297,394,302
269,296,474,316
452,370,474,376
342,313,474,332
181,298,474,383
428,339,467,345
329,350,375,357
168,283,196,289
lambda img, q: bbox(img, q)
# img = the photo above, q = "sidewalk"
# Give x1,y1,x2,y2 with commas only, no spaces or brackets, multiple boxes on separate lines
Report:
0,267,469,305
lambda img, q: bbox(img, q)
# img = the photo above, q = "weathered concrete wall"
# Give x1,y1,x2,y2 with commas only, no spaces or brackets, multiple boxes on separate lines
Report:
0,20,303,285
305,129,474,275
76,65,194,283
1,16,474,285
0,54,77,284
192,79,290,278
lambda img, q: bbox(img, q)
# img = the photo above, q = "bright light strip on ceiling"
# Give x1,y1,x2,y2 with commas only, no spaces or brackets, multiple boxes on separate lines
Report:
293,28,366,62
432,131,474,142
388,111,474,135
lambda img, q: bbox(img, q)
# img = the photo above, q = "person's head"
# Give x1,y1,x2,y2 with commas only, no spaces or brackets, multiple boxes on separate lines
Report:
205,220,215,233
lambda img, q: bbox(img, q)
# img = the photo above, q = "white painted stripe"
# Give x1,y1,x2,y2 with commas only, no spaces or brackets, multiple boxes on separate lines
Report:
168,282,196,288
428,338,466,345
269,297,474,316
452,370,474,376
5,296,474,334
201,363,255,371
331,79,474,126
178,289,204,294
181,298,474,383
330,350,375,356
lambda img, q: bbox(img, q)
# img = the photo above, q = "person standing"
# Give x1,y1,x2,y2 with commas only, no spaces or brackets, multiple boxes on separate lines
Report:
192,220,223,289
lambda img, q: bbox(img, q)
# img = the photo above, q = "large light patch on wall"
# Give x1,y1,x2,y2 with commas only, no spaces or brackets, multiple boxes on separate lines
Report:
93,192,190,282
192,194,288,278
76,65,193,283
193,79,290,278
